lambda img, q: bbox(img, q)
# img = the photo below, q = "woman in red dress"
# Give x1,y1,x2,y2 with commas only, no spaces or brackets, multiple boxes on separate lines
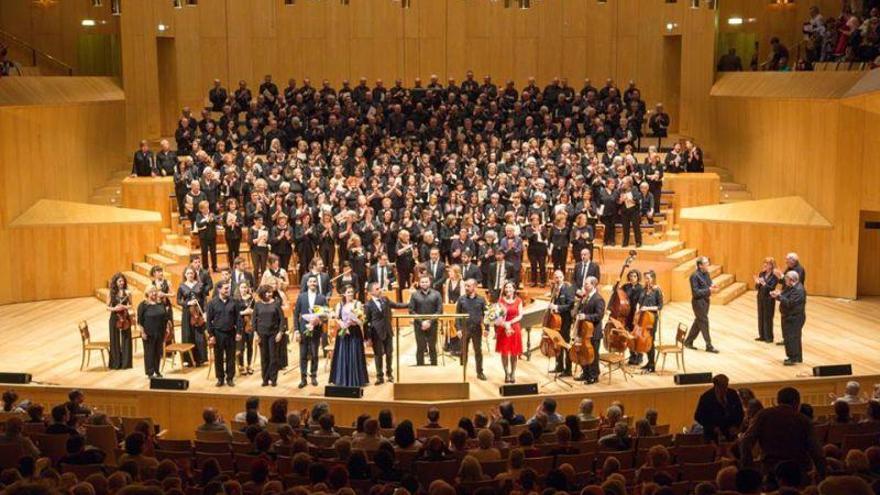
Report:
495,281,524,384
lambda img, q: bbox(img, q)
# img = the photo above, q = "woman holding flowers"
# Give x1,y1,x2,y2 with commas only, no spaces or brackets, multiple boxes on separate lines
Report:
494,281,524,384
329,284,369,387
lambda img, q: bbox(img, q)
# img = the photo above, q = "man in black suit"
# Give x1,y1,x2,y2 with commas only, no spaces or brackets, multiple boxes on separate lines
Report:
293,275,328,388
487,251,514,302
548,270,576,376
423,247,446,291
367,253,396,292
684,257,720,353
408,275,443,366
694,374,743,442
598,178,619,247
300,258,332,298
772,252,805,347
771,271,806,366
573,249,602,297
131,140,155,177
155,139,177,177
460,251,482,283
208,79,228,112
578,276,606,384
190,256,214,296
456,278,488,381
230,257,255,300
206,281,241,387
365,282,409,384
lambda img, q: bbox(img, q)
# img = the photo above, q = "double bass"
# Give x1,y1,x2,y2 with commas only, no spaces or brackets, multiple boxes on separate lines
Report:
629,310,655,354
568,295,596,367
603,250,637,352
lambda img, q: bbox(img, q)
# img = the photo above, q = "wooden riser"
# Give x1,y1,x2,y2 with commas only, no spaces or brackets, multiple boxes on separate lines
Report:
601,240,685,262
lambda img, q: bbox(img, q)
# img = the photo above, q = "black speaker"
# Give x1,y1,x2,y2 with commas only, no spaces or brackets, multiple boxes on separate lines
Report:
325,385,363,398
674,372,713,385
0,373,32,384
813,364,852,377
499,383,539,396
150,378,189,390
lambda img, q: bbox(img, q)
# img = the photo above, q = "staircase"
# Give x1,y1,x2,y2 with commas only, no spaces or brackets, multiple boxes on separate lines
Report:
705,165,754,204
88,170,130,207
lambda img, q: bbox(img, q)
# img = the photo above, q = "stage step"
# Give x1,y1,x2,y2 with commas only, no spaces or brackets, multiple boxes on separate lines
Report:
705,166,734,182
132,261,153,278
146,252,178,267
666,248,697,265
713,281,748,305
159,243,192,264
601,240,684,261
712,273,735,290
720,181,747,192
720,190,754,203
122,271,152,292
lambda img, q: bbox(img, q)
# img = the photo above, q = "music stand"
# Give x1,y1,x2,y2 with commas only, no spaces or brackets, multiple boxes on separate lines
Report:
539,328,573,389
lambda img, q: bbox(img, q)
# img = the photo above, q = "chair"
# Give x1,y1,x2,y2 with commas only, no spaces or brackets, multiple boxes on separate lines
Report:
230,442,252,453
121,417,159,437
571,439,598,453
635,434,673,451
195,451,234,472
673,432,705,446
85,424,121,466
674,444,716,464
163,329,195,372
306,435,339,448
78,321,110,371
598,350,630,384
841,433,879,453
414,460,459,488
417,427,450,442
194,439,232,451
157,439,193,452
555,452,595,472
395,449,420,470
679,461,724,482
155,449,194,465
580,418,600,431
336,426,357,437
32,433,68,463
479,459,508,478
234,453,259,473
522,455,555,475
596,449,634,469
657,323,687,372
459,479,498,494
195,430,233,442
826,422,860,446
654,424,671,435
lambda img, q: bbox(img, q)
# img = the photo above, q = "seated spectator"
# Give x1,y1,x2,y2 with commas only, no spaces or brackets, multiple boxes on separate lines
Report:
310,414,339,439
636,445,672,483
234,397,268,427
2,390,25,414
268,399,288,428
694,374,744,442
251,431,276,462
196,408,231,438
392,420,420,451
832,400,853,424
861,399,880,424
547,425,578,456
418,436,451,462
634,419,654,437
496,401,526,426
25,404,45,426
564,415,584,441
377,409,395,430
65,390,92,423
473,411,489,430
735,467,762,494
817,475,873,495
373,449,402,482
60,434,105,466
598,421,631,452
467,429,501,461
457,455,488,483
577,399,596,422
496,448,525,482
423,407,442,429
352,413,369,439
0,417,40,458
830,381,867,404
530,398,564,430
45,405,78,436
118,433,159,472
308,402,330,430
715,465,738,491
351,418,383,452
332,438,351,462
516,431,541,458
273,425,294,452
601,405,623,428
0,46,22,77
457,417,476,439
448,428,468,454
346,451,370,480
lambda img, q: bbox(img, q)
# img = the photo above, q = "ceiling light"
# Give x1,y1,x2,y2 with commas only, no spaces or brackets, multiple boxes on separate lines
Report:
158,23,168,31
727,17,743,25
81,19,97,26
519,0,530,8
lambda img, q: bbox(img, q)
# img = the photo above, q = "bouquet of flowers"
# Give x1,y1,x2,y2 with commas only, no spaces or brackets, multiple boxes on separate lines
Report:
301,305,330,338
484,303,506,327
337,304,365,338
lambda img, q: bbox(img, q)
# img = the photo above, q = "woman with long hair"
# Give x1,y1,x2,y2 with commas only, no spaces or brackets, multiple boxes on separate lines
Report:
495,281,523,383
177,265,208,366
636,270,664,374
107,273,133,370
329,285,369,387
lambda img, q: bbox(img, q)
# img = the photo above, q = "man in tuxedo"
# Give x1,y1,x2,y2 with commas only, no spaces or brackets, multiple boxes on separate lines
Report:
488,251,514,302
684,257,720,353
460,252,482,284
230,257,255,300
190,256,214,296
367,253,396,292
365,282,409,384
500,225,524,287
293,275,327,388
300,258,332,298
408,275,443,366
206,281,241,387
208,79,228,112
771,271,806,366
573,249,602,297
423,247,446,291
577,276,606,384
131,140,155,177
456,279,488,380
598,178,619,247
155,139,177,177
548,270,576,376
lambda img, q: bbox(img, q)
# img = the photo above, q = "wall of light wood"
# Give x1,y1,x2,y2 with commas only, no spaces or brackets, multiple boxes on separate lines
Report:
117,0,717,149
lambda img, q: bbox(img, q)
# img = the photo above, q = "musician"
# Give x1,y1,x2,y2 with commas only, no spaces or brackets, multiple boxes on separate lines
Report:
622,269,644,365
235,282,256,375
636,270,663,374
549,213,570,273
598,178,619,247
617,177,642,248
443,265,465,305
640,151,664,215
130,140,155,177
190,256,214,296
499,225,524,287
408,275,443,366
155,139,177,177
664,142,685,173
368,253,396,292
684,257,720,354
230,257,255,301
460,251,482,284
423,247,447,292
329,285,369,387
194,200,218,273
549,270,576,377
212,268,232,300
754,257,779,343
107,273,133,370
137,286,170,378
638,182,655,225
223,199,243,266
456,279,488,381
569,213,594,261
249,284,282,386
263,254,290,292
177,265,208,366
771,271,806,366
149,265,173,316
248,215,270,279
488,251,515,302
395,229,417,294
294,275,328,388
294,212,318,281
775,252,806,288
495,281,524,384
577,276,606,384
299,258,332,297
337,260,361,300
450,228,477,266
573,249,601,298
270,214,294,273
206,281,241,387
524,214,549,287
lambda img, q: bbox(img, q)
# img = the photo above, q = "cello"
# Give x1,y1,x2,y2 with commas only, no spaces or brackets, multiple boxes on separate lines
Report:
539,282,565,358
568,298,596,368
603,250,637,352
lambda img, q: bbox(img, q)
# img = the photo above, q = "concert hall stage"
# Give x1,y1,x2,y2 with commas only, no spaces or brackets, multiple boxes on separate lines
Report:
2,294,878,437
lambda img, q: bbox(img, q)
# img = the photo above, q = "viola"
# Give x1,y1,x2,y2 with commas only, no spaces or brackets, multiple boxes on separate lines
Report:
189,300,206,327
115,292,132,331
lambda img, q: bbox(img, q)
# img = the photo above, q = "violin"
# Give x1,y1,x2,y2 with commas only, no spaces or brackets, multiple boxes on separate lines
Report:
189,299,206,327
115,292,132,331
242,297,254,334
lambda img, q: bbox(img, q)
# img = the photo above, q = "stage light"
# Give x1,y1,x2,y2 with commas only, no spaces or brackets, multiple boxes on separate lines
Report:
173,0,183,8
91,0,102,7
727,17,743,25
81,19,97,27
110,0,121,15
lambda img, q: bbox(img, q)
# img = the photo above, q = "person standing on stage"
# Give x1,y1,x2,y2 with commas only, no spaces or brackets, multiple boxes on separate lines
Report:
194,200,218,273
577,276,606,384
252,284,284,387
636,270,663,374
137,286,170,378
684,257,720,354
499,225,524,288
236,283,256,375
409,274,443,366
107,273,133,370
754,257,779,343
549,270,576,377
456,279,488,381
488,251,514,302
329,285,369,387
771,271,806,366
206,281,241,387
524,214,549,287
294,275,327,388
495,281,524,384
365,282,409,385
573,249,601,299
223,198,243,267
249,215,270,279
178,265,208,366
775,252,805,287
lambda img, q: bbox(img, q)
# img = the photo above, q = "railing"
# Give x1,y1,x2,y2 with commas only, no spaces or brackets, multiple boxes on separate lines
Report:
0,28,74,76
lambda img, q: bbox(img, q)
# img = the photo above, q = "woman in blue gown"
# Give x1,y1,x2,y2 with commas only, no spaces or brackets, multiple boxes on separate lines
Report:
329,285,369,387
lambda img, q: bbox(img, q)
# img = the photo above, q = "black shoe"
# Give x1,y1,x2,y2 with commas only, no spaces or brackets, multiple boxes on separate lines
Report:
311,377,318,386
262,381,269,387
754,337,765,341
271,381,277,387
783,359,795,366
684,343,697,350
375,378,385,385
226,379,235,387
559,371,572,377
477,372,487,381
154,372,163,378
387,375,394,383
576,374,589,381
298,381,307,389
776,341,786,346
586,377,598,384
215,380,224,387
639,363,651,369
706,347,719,354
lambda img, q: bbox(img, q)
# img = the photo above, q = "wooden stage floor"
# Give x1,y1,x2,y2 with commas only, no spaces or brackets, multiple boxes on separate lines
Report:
2,292,879,400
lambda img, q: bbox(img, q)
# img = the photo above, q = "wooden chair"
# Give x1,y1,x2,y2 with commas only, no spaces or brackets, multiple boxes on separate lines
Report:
479,459,508,478
85,424,121,466
673,432,705,446
842,433,880,454
555,452,595,472
657,323,687,372
163,329,195,372
522,455,555,475
336,425,357,437
680,461,724,482
458,479,498,494
598,352,630,384
32,433,68,463
635,434,673,451
121,416,159,437
414,460,459,488
61,463,106,478
417,427,450,443
234,453,259,473
195,451,234,472
306,435,339,449
596,449,634,470
78,321,110,371
675,444,716,464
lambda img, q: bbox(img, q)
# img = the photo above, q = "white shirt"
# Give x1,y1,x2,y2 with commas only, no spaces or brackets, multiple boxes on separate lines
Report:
307,290,316,310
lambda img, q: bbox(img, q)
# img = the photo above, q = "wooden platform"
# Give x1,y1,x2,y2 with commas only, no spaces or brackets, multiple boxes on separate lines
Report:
1,294,878,437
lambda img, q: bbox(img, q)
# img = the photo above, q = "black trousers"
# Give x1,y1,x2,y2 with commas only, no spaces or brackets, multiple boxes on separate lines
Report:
601,216,616,246
551,247,568,273
460,325,484,374
259,333,279,383
237,332,254,367
143,333,163,376
319,245,335,273
556,320,573,374
588,338,602,380
645,319,659,367
251,248,268,279
372,335,394,380
200,237,218,270
298,332,321,379
685,299,712,348
528,247,547,285
415,321,438,366
278,252,292,274
620,209,642,247
226,237,241,266
213,335,237,382
757,294,776,342
649,182,662,214
782,315,804,362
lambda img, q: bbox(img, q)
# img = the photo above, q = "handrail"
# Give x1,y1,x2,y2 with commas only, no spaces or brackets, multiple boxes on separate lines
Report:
0,28,74,76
